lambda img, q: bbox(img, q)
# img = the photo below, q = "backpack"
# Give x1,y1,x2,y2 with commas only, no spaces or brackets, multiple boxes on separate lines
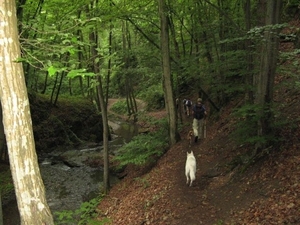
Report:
194,104,205,120
186,100,192,107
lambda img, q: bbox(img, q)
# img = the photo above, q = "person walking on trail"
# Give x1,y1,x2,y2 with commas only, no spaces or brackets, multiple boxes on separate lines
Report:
192,98,207,143
183,99,187,115
185,98,192,116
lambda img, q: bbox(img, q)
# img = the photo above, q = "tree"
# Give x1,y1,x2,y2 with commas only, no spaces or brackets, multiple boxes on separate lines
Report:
88,1,110,194
96,75,110,194
0,104,6,162
0,1,54,224
244,0,255,103
158,0,179,145
255,0,282,151
0,191,3,225
0,189,2,225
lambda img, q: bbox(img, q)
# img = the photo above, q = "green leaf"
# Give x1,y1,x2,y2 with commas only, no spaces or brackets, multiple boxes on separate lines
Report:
68,48,76,55
67,69,95,78
47,66,57,76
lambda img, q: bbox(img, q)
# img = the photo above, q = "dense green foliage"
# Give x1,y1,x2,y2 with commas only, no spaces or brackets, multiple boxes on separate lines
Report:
137,84,165,110
113,117,169,167
17,0,300,159
109,100,128,115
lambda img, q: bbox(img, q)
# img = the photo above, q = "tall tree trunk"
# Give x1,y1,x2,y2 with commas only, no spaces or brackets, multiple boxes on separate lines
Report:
40,71,48,94
53,53,70,106
244,0,254,103
158,0,179,146
0,104,6,163
0,1,54,224
16,0,27,33
255,0,282,150
21,0,45,84
50,72,59,104
88,1,110,193
0,190,2,225
0,103,3,225
96,75,110,194
105,0,114,105
217,0,228,105
53,71,64,106
77,10,85,96
168,12,183,124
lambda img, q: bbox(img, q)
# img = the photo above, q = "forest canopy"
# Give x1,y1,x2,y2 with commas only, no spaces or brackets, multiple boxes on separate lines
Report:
16,0,300,149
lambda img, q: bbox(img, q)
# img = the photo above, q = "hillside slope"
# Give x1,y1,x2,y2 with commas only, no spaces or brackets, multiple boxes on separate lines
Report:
96,94,299,224
95,25,300,225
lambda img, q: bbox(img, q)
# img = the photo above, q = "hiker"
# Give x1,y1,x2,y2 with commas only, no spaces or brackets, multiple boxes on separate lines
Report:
192,98,207,143
183,99,187,114
185,98,192,116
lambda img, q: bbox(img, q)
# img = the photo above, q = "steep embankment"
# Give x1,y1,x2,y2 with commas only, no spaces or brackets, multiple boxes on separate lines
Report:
29,94,103,152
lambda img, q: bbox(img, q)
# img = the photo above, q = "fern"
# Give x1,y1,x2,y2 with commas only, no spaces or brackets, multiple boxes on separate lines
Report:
113,119,169,167
54,196,109,225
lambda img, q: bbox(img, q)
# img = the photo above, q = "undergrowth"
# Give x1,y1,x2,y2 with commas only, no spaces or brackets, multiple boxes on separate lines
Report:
109,99,128,115
113,117,169,168
55,196,110,225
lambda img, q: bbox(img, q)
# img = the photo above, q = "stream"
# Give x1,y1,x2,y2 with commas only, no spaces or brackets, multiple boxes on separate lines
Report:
3,119,139,224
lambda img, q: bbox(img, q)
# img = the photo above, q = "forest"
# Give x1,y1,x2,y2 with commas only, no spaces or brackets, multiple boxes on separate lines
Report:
0,0,300,224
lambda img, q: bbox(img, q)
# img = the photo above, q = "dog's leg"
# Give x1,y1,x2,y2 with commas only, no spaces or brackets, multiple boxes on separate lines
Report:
189,170,196,187
185,168,190,186
186,174,190,186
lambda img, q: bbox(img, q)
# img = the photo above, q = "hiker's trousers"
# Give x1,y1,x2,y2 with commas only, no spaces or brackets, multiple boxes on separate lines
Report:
192,118,204,139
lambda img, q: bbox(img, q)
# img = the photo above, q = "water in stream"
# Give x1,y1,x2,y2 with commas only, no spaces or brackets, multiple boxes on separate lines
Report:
3,119,139,224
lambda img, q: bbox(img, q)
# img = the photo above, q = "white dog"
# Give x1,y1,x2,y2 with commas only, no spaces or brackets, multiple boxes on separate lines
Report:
185,151,196,187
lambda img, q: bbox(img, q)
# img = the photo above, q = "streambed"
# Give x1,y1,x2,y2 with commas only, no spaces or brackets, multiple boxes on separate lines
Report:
3,119,139,224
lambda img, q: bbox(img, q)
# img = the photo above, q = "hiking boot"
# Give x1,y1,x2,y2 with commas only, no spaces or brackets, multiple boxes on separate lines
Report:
194,136,198,143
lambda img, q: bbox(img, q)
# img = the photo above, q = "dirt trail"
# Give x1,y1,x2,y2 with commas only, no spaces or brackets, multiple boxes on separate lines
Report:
96,101,258,224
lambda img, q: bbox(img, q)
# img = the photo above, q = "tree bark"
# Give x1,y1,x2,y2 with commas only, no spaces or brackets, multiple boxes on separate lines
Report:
158,0,179,146
0,1,54,224
88,1,110,193
255,0,282,149
96,75,110,194
106,7,113,105
0,104,6,162
0,190,2,225
244,0,254,103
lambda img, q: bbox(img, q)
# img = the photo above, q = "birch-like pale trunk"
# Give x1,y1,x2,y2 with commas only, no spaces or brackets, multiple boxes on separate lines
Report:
0,1,54,224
